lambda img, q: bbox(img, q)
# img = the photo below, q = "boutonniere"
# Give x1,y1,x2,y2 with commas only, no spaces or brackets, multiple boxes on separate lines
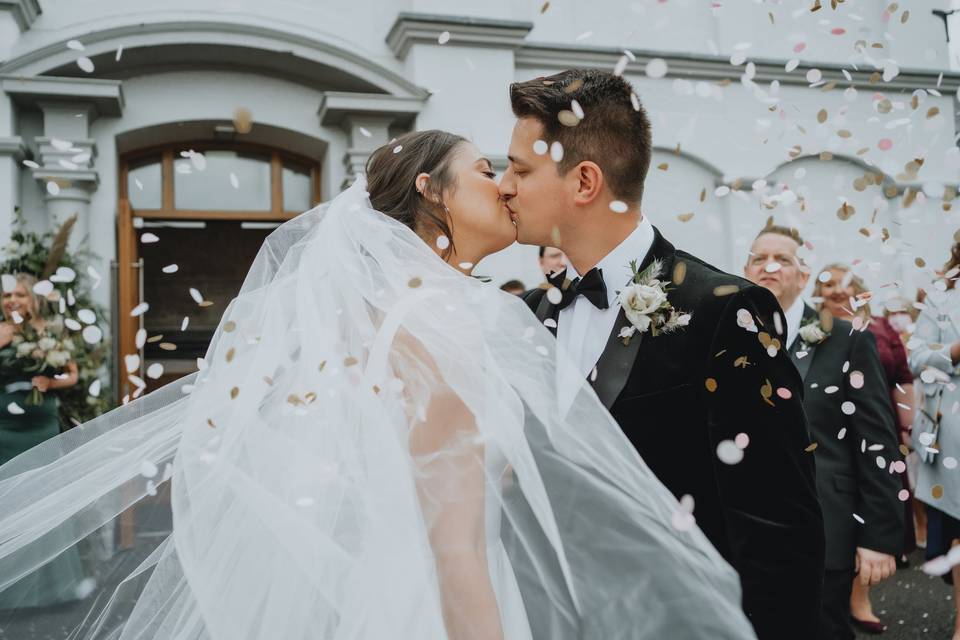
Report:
798,316,829,346
617,258,691,345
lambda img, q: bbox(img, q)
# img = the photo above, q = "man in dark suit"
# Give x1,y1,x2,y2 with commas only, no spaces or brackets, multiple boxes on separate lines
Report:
744,225,904,640
499,68,824,639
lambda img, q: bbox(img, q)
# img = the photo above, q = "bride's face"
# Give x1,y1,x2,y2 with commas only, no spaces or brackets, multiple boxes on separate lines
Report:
440,143,517,263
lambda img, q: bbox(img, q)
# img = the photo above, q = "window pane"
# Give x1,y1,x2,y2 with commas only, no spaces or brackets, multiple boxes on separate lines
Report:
174,150,271,211
127,157,162,209
283,163,312,212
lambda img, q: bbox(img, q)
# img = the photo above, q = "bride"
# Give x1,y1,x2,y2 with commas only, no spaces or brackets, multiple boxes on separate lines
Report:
0,130,756,639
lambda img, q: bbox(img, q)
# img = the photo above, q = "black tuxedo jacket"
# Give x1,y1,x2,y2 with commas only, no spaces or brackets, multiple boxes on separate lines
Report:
789,304,904,570
524,228,825,640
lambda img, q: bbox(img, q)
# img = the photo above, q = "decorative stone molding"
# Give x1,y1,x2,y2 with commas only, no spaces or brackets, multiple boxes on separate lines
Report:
34,137,97,171
0,135,25,160
0,0,41,32
318,91,426,127
1,75,124,117
386,12,533,60
516,43,960,92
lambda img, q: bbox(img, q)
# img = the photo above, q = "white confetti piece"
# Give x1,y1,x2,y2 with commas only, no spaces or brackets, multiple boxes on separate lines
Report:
135,328,147,349
88,379,101,397
645,58,668,79
7,402,24,415
141,233,159,244
181,316,189,331
438,31,450,44
130,302,149,317
229,173,239,189
162,264,179,274
82,325,103,344
841,401,856,415
838,427,847,439
609,200,628,213
46,181,60,196
189,288,204,304
66,40,85,51
550,141,564,162
852,513,865,524
717,440,744,465
77,57,95,73
124,354,140,373
533,140,548,155
140,461,158,478
77,309,96,324
546,286,562,305
436,236,450,250
147,363,164,379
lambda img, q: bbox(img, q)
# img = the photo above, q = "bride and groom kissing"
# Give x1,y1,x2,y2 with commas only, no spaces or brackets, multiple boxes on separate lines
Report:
0,68,826,640
369,68,826,638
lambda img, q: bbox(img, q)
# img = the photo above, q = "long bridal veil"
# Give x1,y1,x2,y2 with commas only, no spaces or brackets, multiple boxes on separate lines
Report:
0,178,756,639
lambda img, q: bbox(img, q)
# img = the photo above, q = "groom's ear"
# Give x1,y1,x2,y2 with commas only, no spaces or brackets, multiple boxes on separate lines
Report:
572,161,604,206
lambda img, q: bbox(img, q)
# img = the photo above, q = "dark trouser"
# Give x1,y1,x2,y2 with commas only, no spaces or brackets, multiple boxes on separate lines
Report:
818,568,855,640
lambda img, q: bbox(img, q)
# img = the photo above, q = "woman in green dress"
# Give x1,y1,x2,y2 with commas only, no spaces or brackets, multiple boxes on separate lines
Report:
0,273,87,608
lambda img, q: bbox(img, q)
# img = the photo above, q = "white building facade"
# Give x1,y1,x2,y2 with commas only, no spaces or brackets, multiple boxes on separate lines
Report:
0,0,958,397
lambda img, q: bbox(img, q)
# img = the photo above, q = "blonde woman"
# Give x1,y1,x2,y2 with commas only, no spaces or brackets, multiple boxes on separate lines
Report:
0,272,84,608
816,264,916,635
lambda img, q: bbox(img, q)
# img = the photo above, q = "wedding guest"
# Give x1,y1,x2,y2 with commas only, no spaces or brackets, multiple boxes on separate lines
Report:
908,238,960,640
0,272,85,608
538,246,566,279
499,279,526,296
897,292,929,550
815,264,916,634
744,227,904,640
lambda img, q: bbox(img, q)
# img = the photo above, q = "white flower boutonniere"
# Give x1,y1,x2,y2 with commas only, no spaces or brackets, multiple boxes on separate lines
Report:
798,317,828,346
617,259,691,345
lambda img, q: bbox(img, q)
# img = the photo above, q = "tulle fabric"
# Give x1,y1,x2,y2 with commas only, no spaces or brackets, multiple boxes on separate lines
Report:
0,179,756,639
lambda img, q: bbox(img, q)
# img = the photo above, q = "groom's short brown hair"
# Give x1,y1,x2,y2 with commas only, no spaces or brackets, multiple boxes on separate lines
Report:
510,69,652,204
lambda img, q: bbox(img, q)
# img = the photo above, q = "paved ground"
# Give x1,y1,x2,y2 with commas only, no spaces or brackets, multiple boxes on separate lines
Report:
1,538,957,639
856,549,957,639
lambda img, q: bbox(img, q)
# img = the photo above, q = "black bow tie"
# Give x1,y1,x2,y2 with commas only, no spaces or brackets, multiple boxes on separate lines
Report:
547,267,609,311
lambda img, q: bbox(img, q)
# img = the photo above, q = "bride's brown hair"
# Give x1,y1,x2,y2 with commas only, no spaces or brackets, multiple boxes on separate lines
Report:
365,130,467,259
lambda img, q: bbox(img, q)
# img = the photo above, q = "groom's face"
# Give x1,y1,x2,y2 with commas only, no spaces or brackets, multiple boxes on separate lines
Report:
500,118,573,246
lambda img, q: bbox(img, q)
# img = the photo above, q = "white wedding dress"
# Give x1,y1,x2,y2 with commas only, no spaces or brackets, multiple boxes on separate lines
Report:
0,178,756,639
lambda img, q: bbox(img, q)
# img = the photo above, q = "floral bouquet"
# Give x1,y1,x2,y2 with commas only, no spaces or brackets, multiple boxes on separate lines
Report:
7,318,75,405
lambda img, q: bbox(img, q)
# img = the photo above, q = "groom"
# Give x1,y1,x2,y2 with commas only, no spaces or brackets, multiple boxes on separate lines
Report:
501,69,825,639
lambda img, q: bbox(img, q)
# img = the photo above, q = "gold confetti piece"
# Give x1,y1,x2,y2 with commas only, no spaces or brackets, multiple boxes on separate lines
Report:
901,10,909,23
699,188,706,202
877,98,892,114
714,284,739,297
811,0,821,11
540,0,550,12
760,379,774,406
223,320,236,332
734,356,751,369
903,188,917,208
837,202,855,220
715,349,727,358
788,145,802,159
233,107,253,134
768,11,774,24
805,443,818,452
820,80,837,92
305,391,317,403
319,360,327,372
344,356,358,367
856,147,870,156
705,378,718,392
911,94,919,110
884,184,898,198
677,212,694,222
817,109,828,123
899,444,910,457
263,376,273,385
199,300,214,308
226,347,235,363
657,163,669,171
758,332,772,348
819,310,834,334
207,418,216,428
372,385,381,394
673,261,687,285
558,110,580,127
819,151,833,161
408,277,422,288
915,257,926,268
159,342,177,351
287,394,302,406
147,334,164,343
928,106,940,119
932,484,944,499
838,129,852,139
230,386,239,399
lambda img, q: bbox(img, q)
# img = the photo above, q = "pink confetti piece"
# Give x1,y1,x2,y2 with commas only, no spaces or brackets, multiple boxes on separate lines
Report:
878,138,893,151
776,387,793,400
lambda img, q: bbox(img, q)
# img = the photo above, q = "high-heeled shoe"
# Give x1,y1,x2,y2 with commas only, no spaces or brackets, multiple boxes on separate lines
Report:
851,617,887,634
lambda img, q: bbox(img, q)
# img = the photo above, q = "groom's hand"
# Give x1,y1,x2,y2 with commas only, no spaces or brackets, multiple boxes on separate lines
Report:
855,547,896,585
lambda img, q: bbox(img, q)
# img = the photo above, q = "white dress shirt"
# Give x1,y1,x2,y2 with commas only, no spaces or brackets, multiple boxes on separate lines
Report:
783,296,806,351
557,216,655,378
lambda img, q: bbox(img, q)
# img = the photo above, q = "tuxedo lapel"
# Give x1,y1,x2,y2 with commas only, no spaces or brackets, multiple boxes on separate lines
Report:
591,228,676,409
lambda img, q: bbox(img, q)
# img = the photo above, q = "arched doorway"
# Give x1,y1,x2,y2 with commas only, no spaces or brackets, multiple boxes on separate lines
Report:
117,141,321,401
